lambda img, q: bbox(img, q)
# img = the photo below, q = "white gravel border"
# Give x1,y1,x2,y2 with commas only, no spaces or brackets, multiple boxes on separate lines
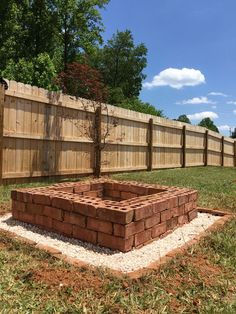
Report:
0,213,220,273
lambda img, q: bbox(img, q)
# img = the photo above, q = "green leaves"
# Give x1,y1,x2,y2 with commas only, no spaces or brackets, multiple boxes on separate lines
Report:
93,30,148,102
1,53,58,90
198,117,219,133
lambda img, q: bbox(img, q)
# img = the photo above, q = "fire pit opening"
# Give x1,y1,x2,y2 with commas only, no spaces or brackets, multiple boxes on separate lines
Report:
11,180,198,252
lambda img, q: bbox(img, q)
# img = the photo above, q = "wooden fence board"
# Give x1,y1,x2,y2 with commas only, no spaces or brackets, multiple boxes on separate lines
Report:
0,80,235,182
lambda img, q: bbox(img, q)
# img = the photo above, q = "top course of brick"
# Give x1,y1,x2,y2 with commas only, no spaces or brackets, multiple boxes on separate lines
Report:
11,179,198,252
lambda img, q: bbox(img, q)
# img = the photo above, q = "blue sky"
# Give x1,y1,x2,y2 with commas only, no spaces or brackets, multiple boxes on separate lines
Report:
101,0,236,135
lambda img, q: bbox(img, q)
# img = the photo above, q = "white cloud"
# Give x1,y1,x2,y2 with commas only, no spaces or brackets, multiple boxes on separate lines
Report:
187,111,219,121
143,68,205,89
211,105,217,109
227,101,236,105
218,125,230,131
208,92,228,97
177,96,216,105
233,110,236,115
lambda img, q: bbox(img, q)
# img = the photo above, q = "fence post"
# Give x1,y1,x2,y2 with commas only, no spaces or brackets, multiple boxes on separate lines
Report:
205,130,208,166
182,125,186,168
221,136,224,167
147,118,153,171
0,84,5,185
94,106,102,177
234,141,236,167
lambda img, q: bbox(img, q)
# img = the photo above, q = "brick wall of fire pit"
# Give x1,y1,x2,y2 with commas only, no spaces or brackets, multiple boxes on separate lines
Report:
11,180,198,252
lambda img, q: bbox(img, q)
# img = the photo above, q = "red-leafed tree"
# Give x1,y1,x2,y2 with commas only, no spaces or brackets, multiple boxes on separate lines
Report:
57,62,108,102
57,62,120,177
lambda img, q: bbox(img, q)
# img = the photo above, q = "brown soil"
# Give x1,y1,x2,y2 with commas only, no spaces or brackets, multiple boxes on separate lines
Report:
32,261,103,293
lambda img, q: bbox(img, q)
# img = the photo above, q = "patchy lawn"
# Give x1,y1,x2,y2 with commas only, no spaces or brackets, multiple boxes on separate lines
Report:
0,166,235,313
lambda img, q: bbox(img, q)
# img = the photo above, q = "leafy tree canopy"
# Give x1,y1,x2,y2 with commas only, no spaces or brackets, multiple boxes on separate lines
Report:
0,0,110,71
176,114,191,124
57,62,108,102
120,98,164,117
1,53,57,90
92,30,148,103
198,117,219,133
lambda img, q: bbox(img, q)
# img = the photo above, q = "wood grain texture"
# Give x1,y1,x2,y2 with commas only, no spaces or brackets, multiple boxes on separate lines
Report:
1,80,235,182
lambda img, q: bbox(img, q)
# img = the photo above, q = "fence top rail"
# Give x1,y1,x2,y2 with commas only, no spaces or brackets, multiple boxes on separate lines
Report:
3,79,235,143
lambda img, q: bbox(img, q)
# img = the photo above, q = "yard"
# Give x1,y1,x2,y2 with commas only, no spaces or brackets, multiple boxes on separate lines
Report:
0,166,235,313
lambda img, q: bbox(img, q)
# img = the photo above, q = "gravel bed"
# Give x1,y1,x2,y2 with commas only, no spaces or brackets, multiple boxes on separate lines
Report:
0,213,220,273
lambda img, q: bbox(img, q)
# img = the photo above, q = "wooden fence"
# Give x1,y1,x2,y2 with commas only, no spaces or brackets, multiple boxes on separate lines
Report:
0,80,235,183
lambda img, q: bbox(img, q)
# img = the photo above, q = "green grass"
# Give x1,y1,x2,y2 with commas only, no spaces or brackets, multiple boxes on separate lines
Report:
0,166,235,313
113,166,236,212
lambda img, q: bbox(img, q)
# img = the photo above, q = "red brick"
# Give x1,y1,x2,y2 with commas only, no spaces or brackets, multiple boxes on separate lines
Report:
35,215,53,229
114,221,144,238
83,190,102,197
104,189,120,198
51,196,72,211
134,204,153,221
52,220,72,236
64,212,86,227
26,203,44,215
87,217,112,234
97,232,133,252
189,191,198,202
16,190,27,202
53,187,74,193
12,209,19,219
134,229,152,247
145,213,161,229
178,205,185,216
43,206,63,221
178,193,189,206
188,209,198,221
148,187,165,194
73,226,97,244
97,207,134,224
127,185,148,196
11,190,17,200
32,193,51,205
74,184,90,193
12,200,26,212
178,215,188,225
18,211,35,224
120,191,137,200
90,183,103,190
170,207,179,217
161,209,172,222
152,199,169,213
184,201,194,213
73,202,96,217
151,222,167,238
168,196,178,208
166,217,178,230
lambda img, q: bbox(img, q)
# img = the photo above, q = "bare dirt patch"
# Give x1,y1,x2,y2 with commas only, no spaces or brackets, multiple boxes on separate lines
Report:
32,262,103,292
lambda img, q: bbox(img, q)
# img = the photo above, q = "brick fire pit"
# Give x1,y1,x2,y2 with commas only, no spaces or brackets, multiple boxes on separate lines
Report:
11,180,198,252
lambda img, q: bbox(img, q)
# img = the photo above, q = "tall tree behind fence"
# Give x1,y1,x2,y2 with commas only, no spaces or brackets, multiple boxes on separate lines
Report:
0,80,235,184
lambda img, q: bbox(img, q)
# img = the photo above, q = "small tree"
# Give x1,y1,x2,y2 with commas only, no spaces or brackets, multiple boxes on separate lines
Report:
198,117,219,133
57,62,119,177
57,62,108,102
